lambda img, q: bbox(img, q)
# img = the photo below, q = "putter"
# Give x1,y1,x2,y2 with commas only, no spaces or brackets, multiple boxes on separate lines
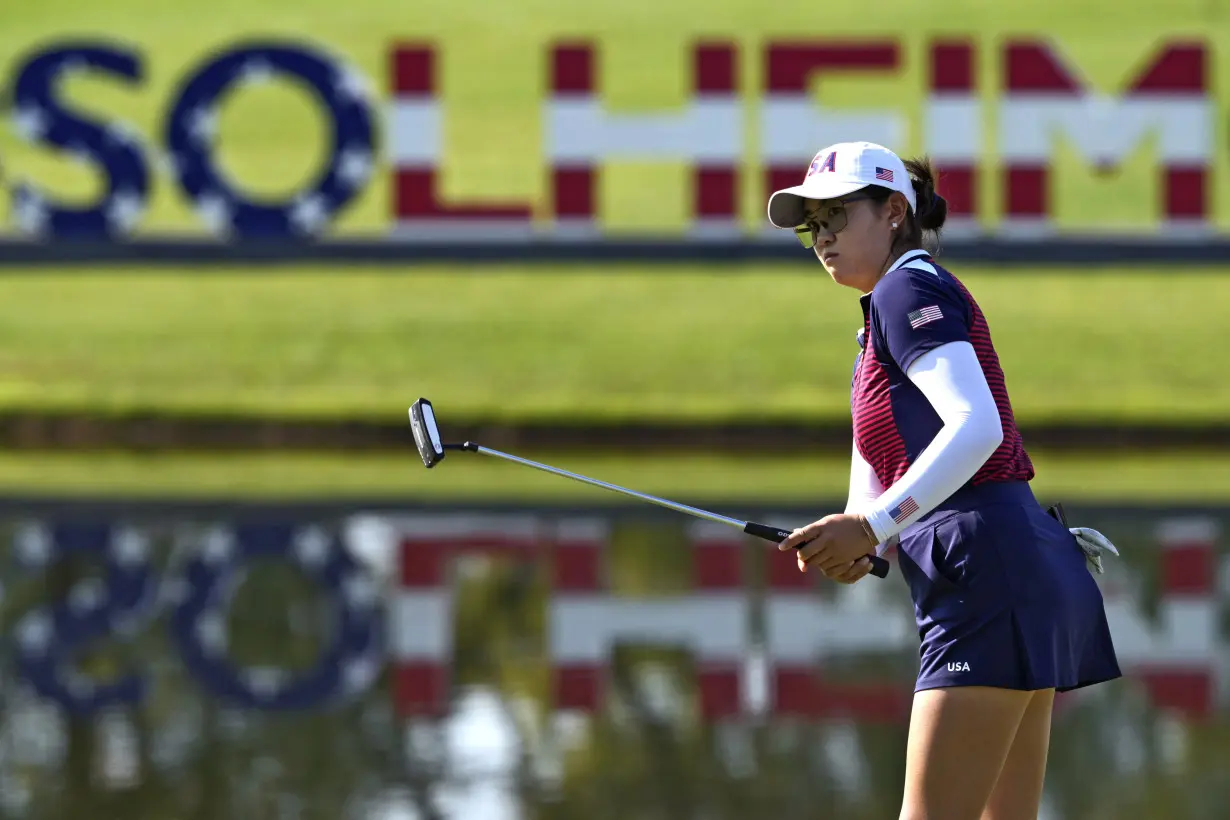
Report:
408,398,890,579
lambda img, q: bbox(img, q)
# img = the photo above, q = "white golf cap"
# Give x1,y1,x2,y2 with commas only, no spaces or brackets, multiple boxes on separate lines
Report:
766,141,916,229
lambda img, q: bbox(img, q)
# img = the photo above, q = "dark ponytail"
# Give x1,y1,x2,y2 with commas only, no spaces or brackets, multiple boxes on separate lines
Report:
863,155,949,255
906,156,948,236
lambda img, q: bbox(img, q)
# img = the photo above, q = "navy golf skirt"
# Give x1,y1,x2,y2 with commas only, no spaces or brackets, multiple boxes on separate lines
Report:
894,480,1122,693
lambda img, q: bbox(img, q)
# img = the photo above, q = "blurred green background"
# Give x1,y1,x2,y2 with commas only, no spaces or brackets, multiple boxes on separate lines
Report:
2,2,1229,819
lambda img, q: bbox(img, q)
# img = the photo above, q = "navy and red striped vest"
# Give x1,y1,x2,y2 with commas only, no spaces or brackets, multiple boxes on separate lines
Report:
851,250,1034,491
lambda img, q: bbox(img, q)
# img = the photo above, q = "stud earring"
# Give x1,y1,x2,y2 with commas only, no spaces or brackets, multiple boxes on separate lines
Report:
891,222,898,229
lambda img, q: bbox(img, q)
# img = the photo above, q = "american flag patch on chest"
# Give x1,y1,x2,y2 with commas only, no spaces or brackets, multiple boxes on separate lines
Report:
907,305,943,329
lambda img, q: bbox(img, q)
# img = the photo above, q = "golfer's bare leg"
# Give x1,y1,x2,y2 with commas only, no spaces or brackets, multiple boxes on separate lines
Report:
899,686,1033,820
981,689,1055,820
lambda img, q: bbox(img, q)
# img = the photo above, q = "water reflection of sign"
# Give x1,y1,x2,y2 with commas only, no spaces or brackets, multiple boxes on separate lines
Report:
5,511,1222,718
388,514,1225,722
10,519,384,714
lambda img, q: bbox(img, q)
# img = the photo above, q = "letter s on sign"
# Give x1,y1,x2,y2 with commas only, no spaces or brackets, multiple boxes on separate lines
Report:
9,43,151,238
6,40,378,240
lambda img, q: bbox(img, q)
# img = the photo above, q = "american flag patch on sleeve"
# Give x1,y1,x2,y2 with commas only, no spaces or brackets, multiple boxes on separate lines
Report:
889,497,919,523
907,305,944,329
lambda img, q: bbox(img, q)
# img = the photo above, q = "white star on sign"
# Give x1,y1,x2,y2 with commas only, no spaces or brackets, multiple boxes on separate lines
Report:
13,189,49,236
334,67,371,103
106,190,145,233
200,527,235,566
290,193,328,234
195,193,233,235
17,613,52,654
337,148,372,187
195,612,228,656
342,574,378,610
240,58,275,86
14,523,53,567
342,656,380,694
110,528,149,568
293,527,331,570
68,579,106,615
12,106,48,142
187,107,218,144
105,122,141,147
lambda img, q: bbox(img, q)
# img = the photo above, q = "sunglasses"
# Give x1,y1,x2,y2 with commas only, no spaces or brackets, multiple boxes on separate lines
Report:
792,192,878,249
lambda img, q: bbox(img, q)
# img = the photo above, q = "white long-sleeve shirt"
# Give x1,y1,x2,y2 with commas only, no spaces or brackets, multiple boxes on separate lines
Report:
846,249,1036,549
846,340,1004,552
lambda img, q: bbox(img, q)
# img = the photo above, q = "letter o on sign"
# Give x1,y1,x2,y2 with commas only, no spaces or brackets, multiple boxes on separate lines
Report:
164,42,376,239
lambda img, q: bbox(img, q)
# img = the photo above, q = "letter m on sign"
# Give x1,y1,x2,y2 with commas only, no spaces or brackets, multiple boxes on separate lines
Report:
999,41,1210,229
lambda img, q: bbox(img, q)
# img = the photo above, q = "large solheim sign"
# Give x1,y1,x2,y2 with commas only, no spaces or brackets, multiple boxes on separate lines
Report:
5,36,1218,240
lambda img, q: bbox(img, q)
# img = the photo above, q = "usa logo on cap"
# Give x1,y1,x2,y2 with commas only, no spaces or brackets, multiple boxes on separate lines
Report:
807,151,837,178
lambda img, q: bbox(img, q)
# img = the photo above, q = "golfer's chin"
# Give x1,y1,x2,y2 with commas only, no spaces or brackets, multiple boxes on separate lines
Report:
820,256,855,287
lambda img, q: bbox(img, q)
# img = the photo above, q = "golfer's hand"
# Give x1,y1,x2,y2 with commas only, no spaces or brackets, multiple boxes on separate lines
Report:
822,555,876,584
777,513,880,581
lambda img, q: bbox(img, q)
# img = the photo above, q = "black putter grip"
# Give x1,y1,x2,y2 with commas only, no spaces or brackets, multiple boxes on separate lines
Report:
743,521,890,578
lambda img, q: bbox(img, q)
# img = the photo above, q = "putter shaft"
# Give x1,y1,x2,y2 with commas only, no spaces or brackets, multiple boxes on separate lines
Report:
449,443,746,530
439,441,892,579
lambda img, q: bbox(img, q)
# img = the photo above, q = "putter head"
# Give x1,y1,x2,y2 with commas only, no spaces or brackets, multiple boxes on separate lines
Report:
409,398,446,468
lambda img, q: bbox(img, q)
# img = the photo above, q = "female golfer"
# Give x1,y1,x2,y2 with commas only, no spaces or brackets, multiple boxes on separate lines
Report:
768,142,1121,820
